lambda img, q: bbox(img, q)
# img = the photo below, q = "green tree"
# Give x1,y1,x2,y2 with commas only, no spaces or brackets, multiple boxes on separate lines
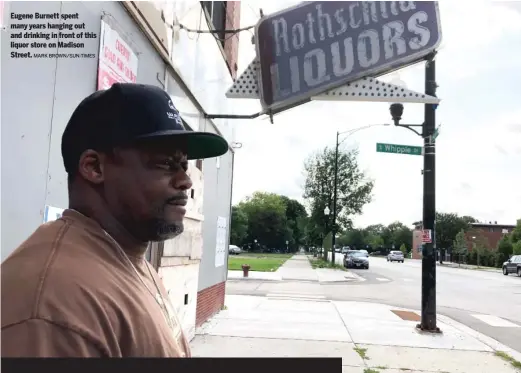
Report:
497,235,513,263
367,234,384,251
303,146,373,247
510,219,521,244
513,241,521,255
238,192,289,250
452,230,468,264
435,212,476,264
230,205,248,246
280,196,308,252
399,243,407,257
471,233,490,267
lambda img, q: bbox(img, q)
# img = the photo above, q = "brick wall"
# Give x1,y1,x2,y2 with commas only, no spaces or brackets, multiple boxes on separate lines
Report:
223,1,241,80
195,281,226,327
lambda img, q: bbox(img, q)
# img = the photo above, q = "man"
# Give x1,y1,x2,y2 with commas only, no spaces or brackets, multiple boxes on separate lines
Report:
1,83,229,357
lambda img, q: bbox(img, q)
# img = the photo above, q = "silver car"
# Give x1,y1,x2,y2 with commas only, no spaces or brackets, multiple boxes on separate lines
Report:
229,245,242,255
387,250,404,263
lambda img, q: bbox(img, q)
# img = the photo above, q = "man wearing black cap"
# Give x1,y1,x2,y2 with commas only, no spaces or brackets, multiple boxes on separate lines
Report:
1,83,229,357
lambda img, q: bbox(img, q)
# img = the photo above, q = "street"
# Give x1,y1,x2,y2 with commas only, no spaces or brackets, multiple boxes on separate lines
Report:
226,256,521,354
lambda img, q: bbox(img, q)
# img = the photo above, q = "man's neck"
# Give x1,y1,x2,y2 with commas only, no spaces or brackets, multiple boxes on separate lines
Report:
69,203,149,258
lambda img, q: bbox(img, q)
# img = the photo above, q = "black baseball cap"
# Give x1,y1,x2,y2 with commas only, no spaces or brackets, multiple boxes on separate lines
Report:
61,83,229,173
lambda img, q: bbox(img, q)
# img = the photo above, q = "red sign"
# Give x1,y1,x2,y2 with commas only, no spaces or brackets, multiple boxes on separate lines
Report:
422,229,432,243
97,20,138,90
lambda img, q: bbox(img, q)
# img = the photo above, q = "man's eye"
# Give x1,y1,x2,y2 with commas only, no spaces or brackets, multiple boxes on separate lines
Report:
156,160,177,170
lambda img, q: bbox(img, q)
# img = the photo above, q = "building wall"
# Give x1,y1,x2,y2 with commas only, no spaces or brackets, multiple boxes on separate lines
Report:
1,0,167,261
196,120,234,326
465,224,515,252
412,230,423,259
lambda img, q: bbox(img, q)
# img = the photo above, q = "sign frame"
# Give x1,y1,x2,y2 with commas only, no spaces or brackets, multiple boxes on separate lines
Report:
255,1,442,111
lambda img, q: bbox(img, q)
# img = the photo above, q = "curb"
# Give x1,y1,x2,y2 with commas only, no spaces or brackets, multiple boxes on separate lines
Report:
438,313,521,362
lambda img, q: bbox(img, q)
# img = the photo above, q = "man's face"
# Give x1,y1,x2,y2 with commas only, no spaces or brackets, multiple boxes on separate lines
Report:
102,141,193,242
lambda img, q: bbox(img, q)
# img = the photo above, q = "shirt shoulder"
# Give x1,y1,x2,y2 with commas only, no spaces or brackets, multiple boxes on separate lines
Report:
1,318,106,357
1,218,127,355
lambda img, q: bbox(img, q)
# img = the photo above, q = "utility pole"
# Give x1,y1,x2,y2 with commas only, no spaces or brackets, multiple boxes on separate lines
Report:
420,54,439,332
331,131,339,265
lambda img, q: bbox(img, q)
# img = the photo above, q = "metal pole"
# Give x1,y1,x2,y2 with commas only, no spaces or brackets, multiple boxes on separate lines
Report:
331,131,339,265
420,54,439,332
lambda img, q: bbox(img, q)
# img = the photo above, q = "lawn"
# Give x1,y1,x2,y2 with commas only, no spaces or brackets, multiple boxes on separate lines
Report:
309,257,346,271
228,253,292,272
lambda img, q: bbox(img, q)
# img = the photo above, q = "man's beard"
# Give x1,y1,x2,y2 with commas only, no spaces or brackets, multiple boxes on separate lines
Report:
148,218,184,242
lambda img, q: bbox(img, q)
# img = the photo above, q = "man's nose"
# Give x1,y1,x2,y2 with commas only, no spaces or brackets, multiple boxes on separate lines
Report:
173,172,193,191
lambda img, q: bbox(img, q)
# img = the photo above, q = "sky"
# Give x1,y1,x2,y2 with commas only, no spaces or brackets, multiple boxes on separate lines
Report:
230,1,521,229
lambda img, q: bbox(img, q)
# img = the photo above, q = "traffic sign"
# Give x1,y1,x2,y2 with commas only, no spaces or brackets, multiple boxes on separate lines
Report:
376,143,423,156
255,1,442,110
422,229,432,243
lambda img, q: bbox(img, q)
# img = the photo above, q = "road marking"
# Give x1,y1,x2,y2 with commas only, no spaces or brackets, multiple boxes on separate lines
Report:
376,278,391,282
471,314,521,328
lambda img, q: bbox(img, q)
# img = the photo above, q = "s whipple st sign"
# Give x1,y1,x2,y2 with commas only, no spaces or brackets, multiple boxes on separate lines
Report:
255,1,442,110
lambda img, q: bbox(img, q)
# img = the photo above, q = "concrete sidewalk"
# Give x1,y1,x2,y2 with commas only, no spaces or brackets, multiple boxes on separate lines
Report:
192,295,521,373
228,255,362,283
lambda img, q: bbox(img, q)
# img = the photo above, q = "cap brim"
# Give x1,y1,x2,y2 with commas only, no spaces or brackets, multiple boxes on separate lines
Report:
136,130,229,160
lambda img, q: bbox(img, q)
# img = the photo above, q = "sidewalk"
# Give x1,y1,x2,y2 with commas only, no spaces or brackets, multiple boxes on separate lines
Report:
228,255,362,283
192,295,521,373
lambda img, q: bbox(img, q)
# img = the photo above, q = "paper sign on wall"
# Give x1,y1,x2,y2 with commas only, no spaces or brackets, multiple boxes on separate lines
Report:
97,19,138,90
43,205,65,223
215,216,227,268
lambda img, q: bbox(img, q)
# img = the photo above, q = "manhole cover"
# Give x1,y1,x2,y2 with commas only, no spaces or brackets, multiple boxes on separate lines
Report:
391,310,421,321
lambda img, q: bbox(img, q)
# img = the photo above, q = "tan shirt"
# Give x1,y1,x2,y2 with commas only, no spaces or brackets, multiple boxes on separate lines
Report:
1,210,191,357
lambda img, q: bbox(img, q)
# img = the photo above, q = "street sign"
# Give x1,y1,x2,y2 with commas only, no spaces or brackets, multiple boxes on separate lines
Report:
422,229,432,243
255,1,442,110
376,143,423,156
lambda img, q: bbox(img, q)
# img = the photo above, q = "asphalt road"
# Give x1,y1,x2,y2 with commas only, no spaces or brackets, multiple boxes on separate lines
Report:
226,256,521,353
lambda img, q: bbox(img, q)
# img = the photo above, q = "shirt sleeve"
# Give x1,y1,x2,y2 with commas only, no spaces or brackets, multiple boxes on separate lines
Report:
1,318,105,357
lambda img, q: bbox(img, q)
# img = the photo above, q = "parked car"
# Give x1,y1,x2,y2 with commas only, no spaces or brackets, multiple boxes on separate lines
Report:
358,249,369,257
341,247,350,254
502,255,521,277
228,245,242,255
344,251,369,269
387,251,404,263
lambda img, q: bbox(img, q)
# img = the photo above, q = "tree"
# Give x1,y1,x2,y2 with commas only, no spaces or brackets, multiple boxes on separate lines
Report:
511,219,521,245
514,241,521,255
399,243,407,257
472,233,490,267
303,146,373,244
497,235,513,263
452,230,468,265
435,212,476,264
230,205,248,246
238,192,289,250
280,196,308,252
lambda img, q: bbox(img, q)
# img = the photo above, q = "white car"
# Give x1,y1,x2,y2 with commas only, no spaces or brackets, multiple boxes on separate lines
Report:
387,251,404,263
228,245,242,255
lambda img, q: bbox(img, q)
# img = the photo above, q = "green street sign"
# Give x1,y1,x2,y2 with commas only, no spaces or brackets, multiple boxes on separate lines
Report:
376,143,423,156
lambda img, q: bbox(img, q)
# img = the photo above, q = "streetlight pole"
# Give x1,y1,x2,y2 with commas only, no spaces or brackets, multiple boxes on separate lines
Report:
389,53,439,332
330,123,389,265
332,132,339,266
420,55,438,332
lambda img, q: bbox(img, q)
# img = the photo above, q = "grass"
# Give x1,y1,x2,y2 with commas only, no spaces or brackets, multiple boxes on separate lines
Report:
364,369,380,373
228,253,292,272
494,351,521,369
309,257,346,271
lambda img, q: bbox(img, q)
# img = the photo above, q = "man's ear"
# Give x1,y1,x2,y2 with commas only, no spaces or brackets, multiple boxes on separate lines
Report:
78,150,105,185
